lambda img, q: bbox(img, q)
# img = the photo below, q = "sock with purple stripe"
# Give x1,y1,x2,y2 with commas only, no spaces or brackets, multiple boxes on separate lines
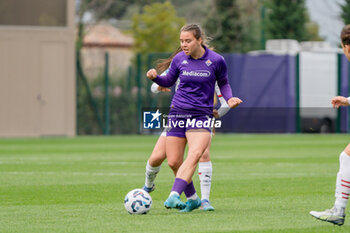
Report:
184,181,198,200
170,178,188,196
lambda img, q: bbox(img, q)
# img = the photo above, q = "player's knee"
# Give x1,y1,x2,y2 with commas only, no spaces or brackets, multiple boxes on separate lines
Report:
189,150,204,161
168,160,181,171
149,152,166,167
201,149,210,161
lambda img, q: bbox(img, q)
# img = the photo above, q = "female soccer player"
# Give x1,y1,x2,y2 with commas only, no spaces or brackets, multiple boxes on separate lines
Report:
143,79,230,211
146,24,242,212
309,24,350,226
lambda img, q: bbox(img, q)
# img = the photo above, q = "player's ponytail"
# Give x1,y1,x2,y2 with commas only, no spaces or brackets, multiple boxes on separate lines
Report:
155,46,182,73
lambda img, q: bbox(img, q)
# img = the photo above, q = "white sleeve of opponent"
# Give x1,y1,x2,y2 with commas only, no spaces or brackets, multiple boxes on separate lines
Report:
175,79,180,92
215,82,230,118
151,83,160,93
150,70,169,93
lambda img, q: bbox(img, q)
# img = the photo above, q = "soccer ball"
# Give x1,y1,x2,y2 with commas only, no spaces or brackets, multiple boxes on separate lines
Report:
124,189,152,214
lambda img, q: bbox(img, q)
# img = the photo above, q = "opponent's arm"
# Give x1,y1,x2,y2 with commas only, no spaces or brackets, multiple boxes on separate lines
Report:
214,82,230,118
150,70,171,93
332,96,350,108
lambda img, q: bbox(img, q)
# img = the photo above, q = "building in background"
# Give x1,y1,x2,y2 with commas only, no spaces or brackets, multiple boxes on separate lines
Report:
81,23,134,78
0,0,75,137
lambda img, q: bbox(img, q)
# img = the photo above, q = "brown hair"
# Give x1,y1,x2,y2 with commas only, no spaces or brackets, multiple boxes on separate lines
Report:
156,47,182,73
341,25,350,46
155,24,211,73
181,24,212,47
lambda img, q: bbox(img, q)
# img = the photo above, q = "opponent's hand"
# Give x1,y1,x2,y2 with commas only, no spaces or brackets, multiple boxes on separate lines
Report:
146,69,158,80
213,109,220,119
158,86,171,92
332,96,350,108
227,97,242,109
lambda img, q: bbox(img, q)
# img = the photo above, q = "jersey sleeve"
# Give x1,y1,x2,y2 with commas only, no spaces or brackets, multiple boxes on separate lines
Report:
152,58,179,87
175,79,180,92
216,57,233,101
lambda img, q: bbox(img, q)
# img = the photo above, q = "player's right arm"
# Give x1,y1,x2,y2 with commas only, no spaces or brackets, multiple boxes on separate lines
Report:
215,57,242,108
331,96,350,108
150,69,171,93
147,57,179,87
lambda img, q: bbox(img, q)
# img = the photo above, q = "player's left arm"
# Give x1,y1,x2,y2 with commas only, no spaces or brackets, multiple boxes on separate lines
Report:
215,57,242,109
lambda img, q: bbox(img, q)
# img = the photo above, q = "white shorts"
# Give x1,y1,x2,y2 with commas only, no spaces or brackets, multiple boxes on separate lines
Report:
160,129,167,137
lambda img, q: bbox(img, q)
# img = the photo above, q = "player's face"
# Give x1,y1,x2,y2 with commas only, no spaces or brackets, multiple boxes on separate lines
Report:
342,43,350,61
180,31,203,56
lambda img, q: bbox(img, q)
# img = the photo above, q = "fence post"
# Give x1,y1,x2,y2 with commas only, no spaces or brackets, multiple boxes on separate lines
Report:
136,53,142,134
76,50,80,135
337,53,342,133
147,53,153,108
295,53,301,133
104,52,110,135
76,50,104,133
127,66,132,92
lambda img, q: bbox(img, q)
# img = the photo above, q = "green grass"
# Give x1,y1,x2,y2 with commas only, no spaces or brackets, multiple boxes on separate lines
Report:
1,134,350,232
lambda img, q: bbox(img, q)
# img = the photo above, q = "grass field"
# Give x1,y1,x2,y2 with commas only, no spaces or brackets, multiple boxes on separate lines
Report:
1,134,350,232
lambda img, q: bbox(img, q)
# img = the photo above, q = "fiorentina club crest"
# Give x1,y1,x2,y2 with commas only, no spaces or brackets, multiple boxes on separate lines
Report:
205,59,212,66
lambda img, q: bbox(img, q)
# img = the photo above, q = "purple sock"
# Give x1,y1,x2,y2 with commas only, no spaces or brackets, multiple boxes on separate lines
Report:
184,181,196,198
171,178,188,195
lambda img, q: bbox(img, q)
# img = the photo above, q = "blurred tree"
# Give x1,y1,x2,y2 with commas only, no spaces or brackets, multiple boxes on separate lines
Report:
305,20,323,41
238,0,262,52
340,0,350,25
264,0,321,41
131,2,185,53
204,0,245,53
169,0,212,24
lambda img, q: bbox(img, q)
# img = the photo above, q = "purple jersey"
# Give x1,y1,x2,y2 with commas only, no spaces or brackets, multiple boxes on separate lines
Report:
153,46,233,115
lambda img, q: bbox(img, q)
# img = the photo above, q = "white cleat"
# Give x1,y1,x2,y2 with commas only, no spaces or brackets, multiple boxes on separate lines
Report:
310,207,345,226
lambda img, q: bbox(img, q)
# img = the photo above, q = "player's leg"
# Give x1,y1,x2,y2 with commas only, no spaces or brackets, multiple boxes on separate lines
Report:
178,130,211,182
166,136,186,175
181,179,202,212
163,135,187,209
166,130,210,212
143,132,166,193
310,143,350,226
198,137,214,211
164,128,202,211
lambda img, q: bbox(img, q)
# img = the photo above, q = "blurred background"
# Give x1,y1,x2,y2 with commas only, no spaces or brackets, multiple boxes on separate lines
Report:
1,0,350,137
